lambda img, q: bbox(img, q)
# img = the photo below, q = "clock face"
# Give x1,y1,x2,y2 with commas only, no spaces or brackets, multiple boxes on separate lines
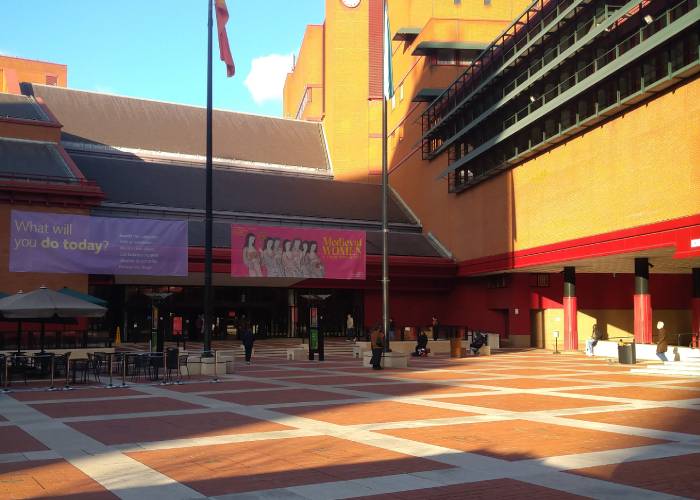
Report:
342,0,360,8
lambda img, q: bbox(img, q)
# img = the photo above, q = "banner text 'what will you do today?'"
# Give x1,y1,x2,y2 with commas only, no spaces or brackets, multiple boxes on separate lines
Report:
10,210,188,276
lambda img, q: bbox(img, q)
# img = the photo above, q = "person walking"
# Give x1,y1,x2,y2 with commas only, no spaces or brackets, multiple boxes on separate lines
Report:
656,320,669,362
241,320,255,365
369,326,385,370
432,316,440,341
346,313,356,342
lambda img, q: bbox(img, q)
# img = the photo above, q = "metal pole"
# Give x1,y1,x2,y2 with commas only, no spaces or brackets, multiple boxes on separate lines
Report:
48,355,56,391
161,350,168,385
64,354,72,390
3,356,9,392
211,349,220,383
120,354,128,387
203,0,214,358
381,0,390,356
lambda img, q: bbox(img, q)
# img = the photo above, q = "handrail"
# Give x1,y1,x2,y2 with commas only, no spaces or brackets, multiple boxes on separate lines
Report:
443,0,699,180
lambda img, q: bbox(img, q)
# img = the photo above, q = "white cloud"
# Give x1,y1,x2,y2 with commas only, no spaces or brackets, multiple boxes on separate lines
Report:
244,53,294,105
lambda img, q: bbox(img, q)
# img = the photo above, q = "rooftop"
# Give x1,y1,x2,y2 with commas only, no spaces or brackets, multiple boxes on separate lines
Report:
22,83,331,174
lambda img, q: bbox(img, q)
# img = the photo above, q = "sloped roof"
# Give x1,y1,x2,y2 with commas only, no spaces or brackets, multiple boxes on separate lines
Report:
73,153,414,224
0,138,75,181
0,92,49,122
22,83,330,172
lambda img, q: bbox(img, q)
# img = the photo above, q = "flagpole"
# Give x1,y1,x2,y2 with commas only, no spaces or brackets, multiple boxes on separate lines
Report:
203,0,214,357
382,0,390,351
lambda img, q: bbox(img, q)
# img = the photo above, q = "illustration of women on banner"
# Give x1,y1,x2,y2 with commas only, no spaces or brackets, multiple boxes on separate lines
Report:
291,239,303,277
242,233,263,277
308,241,325,278
300,241,311,277
261,237,278,277
282,239,297,277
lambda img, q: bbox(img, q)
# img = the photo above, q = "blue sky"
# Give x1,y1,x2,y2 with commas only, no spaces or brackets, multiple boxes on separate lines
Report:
1,0,324,116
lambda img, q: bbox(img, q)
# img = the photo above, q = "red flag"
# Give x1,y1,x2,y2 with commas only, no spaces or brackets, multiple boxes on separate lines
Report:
215,0,235,77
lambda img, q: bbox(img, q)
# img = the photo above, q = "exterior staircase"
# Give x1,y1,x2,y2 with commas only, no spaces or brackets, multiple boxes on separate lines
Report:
631,355,700,377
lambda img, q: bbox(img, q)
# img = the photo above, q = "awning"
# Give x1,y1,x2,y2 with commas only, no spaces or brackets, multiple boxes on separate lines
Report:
412,88,445,103
393,27,421,42
58,287,108,307
412,41,487,57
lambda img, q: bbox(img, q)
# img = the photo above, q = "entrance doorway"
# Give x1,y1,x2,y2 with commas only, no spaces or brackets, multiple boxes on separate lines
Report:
530,309,544,348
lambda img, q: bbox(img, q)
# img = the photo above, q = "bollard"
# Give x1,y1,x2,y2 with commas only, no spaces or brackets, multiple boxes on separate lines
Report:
47,355,57,391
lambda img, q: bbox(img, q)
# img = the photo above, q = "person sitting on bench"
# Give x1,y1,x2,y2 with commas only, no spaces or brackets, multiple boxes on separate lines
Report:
470,332,487,355
413,329,430,357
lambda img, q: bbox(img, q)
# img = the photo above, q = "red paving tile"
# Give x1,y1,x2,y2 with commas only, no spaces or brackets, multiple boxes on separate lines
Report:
379,419,667,461
434,393,620,412
236,370,323,378
563,406,700,435
394,371,482,380
0,459,116,499
562,373,687,384
31,396,204,418
0,426,48,453
284,375,390,386
69,411,291,445
354,478,586,499
467,378,595,389
209,388,360,405
564,386,700,401
275,400,474,425
162,380,280,393
128,435,452,496
10,387,145,402
343,383,485,396
568,453,700,498
487,369,585,376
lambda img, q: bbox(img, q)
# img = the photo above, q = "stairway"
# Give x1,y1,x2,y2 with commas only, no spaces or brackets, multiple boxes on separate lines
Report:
631,355,700,377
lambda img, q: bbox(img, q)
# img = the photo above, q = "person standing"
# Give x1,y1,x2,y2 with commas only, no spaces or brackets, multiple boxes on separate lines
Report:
370,326,385,370
656,320,669,362
346,313,355,342
432,316,440,341
241,320,255,365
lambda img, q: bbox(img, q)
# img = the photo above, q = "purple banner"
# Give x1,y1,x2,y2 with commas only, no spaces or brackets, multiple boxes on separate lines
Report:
10,210,188,276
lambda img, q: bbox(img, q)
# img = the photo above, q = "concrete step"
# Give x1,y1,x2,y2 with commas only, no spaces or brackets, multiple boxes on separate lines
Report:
631,368,700,377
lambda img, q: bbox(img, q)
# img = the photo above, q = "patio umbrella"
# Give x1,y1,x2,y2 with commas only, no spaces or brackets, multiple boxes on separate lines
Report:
0,287,106,352
57,287,108,307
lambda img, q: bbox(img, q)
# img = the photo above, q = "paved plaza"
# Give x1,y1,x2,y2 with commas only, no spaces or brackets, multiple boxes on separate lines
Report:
1,350,700,499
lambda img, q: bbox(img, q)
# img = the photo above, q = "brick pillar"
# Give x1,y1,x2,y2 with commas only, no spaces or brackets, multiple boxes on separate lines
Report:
692,268,700,348
563,266,578,350
634,258,653,344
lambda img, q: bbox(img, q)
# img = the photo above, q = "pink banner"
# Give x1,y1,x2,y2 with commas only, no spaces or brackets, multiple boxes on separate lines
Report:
231,225,366,279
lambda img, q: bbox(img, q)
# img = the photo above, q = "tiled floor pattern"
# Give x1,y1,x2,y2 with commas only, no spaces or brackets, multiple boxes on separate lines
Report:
0,349,699,499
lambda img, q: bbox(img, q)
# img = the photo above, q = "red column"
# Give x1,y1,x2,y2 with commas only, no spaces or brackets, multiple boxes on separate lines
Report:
634,258,653,344
563,267,578,350
692,269,700,348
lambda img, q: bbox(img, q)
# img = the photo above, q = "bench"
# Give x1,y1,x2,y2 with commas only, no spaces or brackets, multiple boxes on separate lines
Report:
362,351,408,368
216,349,236,373
286,347,307,360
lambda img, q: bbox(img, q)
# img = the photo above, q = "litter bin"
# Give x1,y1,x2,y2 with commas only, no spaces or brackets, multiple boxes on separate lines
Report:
617,340,636,364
